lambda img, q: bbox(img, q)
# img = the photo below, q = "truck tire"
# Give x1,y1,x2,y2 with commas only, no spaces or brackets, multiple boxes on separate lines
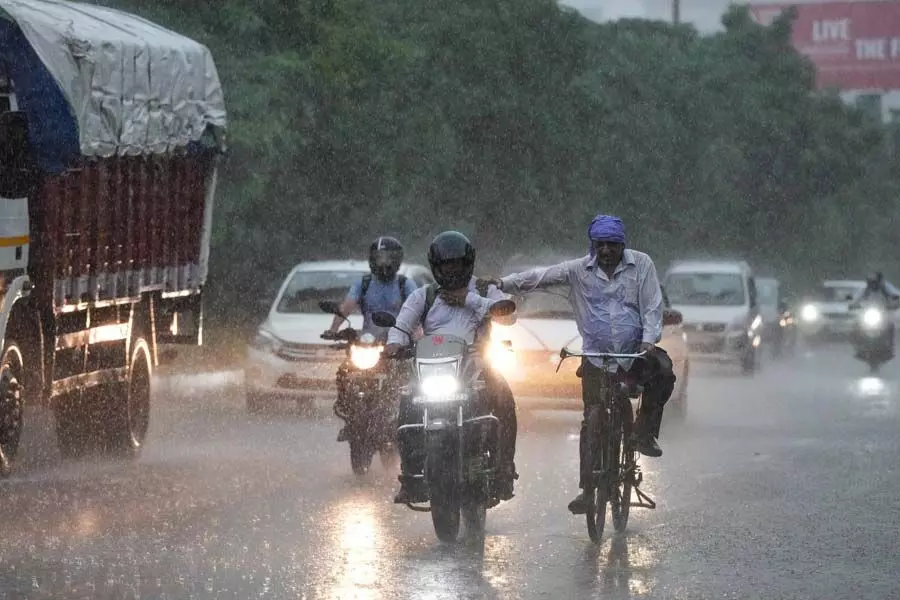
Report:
102,337,152,457
0,341,25,476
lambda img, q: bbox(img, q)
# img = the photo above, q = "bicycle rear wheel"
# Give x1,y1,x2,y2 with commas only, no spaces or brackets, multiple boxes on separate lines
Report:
585,406,610,544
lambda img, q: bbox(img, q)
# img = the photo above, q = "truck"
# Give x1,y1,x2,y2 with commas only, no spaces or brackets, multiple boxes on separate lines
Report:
0,0,227,473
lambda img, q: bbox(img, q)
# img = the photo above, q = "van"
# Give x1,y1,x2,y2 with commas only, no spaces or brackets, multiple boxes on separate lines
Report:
663,260,763,374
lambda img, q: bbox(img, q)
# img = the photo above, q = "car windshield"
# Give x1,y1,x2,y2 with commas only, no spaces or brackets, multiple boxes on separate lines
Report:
666,272,746,306
819,285,864,303
275,270,363,313
756,280,778,307
513,286,573,319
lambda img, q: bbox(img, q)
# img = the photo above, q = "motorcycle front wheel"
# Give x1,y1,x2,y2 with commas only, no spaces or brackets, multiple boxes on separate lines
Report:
428,445,461,542
349,439,375,476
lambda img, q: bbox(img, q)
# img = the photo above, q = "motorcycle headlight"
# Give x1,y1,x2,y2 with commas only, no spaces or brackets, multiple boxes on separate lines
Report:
350,345,383,370
251,330,281,354
801,304,819,322
420,374,459,398
417,361,459,380
487,339,516,374
862,307,884,329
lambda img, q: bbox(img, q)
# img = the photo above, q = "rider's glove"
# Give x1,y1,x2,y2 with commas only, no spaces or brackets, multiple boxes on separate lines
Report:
476,277,503,295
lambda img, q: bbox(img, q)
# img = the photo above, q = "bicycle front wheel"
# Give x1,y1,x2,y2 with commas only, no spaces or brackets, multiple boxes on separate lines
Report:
610,397,634,533
585,406,610,544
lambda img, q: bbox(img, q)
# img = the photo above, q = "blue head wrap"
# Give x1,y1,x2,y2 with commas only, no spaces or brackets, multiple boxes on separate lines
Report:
588,215,626,255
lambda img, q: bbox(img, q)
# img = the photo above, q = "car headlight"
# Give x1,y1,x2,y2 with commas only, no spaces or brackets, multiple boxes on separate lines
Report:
749,315,762,331
350,345,383,370
862,307,884,329
420,375,459,398
251,330,281,353
801,304,819,322
487,339,516,374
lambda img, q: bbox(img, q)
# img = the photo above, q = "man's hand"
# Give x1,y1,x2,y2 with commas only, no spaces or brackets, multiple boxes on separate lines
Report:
640,342,655,354
383,343,404,357
476,277,502,295
439,288,469,307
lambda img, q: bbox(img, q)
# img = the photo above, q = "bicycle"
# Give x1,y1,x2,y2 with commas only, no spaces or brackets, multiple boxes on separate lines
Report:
556,348,657,543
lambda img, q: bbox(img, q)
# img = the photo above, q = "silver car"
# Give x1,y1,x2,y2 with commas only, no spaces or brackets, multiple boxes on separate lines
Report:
244,260,435,413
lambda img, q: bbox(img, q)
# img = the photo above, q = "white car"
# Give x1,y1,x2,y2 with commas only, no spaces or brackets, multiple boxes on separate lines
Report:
244,260,435,412
663,260,763,374
797,280,869,340
488,275,690,421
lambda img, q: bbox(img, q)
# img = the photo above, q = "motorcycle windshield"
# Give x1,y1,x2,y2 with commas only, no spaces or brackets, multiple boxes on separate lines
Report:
415,335,467,360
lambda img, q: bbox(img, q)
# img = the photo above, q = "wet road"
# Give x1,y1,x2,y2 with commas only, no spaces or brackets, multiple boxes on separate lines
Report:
1,346,899,599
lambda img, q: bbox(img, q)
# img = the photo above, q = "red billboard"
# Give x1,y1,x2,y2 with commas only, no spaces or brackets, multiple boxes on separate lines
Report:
750,1,900,90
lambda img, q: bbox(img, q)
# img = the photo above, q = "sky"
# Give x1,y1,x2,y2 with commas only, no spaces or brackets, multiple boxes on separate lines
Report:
560,0,738,31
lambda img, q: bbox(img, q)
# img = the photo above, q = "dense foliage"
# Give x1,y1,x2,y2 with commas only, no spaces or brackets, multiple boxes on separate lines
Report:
103,0,900,324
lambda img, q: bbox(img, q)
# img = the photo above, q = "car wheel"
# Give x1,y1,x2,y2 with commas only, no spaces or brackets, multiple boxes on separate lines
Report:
741,347,757,375
668,362,689,424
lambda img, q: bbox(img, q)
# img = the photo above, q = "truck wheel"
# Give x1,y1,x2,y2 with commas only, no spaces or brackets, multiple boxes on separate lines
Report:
0,341,25,476
100,338,152,457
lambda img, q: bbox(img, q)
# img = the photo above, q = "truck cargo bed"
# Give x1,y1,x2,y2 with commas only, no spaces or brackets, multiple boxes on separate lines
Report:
28,152,215,312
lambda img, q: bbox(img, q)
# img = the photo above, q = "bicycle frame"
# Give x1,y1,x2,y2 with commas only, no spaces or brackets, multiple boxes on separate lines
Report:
557,348,656,541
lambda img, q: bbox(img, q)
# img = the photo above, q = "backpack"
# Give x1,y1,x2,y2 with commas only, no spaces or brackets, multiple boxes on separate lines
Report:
359,273,408,316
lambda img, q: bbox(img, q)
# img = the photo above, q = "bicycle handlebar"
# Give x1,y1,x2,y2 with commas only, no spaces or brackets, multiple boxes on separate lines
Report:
555,348,647,373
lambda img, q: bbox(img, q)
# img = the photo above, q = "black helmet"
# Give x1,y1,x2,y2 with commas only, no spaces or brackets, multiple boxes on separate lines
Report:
428,231,475,290
369,236,404,282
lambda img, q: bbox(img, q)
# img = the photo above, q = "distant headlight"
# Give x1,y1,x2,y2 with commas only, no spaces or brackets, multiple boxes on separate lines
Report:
801,304,819,322
350,345,383,370
862,307,884,329
251,330,281,354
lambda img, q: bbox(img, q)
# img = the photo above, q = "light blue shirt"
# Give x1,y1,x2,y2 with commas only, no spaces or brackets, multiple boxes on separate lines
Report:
500,250,663,370
348,275,418,336
387,277,507,345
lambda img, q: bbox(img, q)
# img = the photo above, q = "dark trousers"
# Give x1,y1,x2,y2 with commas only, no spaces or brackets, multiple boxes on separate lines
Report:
397,368,517,481
578,347,675,488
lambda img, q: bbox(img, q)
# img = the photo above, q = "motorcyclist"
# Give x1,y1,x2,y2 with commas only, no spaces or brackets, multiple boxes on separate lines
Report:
322,236,418,438
853,271,899,357
478,214,675,515
384,231,519,504
860,272,900,304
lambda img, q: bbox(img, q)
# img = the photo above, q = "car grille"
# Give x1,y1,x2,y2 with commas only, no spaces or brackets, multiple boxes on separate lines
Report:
683,323,726,333
276,341,336,363
689,338,725,353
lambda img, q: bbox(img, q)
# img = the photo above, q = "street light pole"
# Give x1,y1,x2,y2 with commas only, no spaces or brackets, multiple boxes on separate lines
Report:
673,0,681,24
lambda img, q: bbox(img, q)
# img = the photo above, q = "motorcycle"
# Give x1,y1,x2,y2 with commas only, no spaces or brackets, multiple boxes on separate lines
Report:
769,301,798,358
849,297,898,374
319,300,401,476
373,298,517,542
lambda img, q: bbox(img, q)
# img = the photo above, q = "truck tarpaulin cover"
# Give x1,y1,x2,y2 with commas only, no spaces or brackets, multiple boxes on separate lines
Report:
0,0,227,173
750,1,900,90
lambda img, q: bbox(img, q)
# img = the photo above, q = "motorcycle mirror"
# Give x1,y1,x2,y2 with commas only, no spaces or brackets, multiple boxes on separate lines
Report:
489,299,517,318
662,308,683,326
318,300,344,317
372,311,397,328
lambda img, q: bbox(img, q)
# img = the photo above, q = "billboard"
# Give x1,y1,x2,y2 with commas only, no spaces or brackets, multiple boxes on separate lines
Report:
750,1,900,90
